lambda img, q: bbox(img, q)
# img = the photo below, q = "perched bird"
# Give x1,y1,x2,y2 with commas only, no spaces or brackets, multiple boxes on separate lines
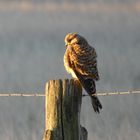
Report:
64,33,102,113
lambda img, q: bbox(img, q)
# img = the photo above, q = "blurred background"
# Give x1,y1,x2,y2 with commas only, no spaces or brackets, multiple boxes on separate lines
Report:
0,0,140,140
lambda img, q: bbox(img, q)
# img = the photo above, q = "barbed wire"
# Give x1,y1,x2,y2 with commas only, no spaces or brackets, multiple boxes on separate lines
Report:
0,90,140,97
87,90,140,97
0,93,44,97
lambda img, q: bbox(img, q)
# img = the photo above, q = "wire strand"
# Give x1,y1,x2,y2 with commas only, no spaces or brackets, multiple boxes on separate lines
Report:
0,93,44,97
0,90,140,97
83,90,140,97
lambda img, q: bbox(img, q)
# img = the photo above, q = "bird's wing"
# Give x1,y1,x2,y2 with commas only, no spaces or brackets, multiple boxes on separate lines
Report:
69,46,102,113
70,44,100,81
66,44,102,113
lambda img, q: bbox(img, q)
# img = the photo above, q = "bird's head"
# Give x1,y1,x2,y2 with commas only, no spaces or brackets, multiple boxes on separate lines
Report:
64,33,88,47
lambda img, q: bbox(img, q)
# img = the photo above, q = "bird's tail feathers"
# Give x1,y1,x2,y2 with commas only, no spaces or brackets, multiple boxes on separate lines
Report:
91,95,102,113
73,69,102,113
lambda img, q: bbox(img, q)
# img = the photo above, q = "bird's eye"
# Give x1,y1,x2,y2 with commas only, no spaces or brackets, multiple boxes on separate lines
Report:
66,38,71,43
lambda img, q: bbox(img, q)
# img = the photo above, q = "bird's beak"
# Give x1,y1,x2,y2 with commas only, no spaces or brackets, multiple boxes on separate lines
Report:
65,43,68,48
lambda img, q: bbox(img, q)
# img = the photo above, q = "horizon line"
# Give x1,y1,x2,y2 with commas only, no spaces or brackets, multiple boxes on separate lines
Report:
0,2,139,13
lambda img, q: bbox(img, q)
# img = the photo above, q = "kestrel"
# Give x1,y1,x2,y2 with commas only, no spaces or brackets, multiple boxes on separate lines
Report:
64,33,102,113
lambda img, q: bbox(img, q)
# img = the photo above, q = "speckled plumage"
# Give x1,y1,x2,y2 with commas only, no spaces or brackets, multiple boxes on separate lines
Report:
64,33,102,113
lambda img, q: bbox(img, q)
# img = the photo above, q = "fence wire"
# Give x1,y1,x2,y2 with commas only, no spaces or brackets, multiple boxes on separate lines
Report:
0,93,44,97
0,90,140,97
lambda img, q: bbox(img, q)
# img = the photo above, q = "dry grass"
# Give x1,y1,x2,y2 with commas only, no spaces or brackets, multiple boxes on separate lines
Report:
0,2,140,13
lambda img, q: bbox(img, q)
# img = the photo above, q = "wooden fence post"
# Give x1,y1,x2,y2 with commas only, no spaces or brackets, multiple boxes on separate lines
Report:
42,79,87,140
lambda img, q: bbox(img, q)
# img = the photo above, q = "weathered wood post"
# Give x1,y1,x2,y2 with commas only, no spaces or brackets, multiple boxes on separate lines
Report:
42,79,87,140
